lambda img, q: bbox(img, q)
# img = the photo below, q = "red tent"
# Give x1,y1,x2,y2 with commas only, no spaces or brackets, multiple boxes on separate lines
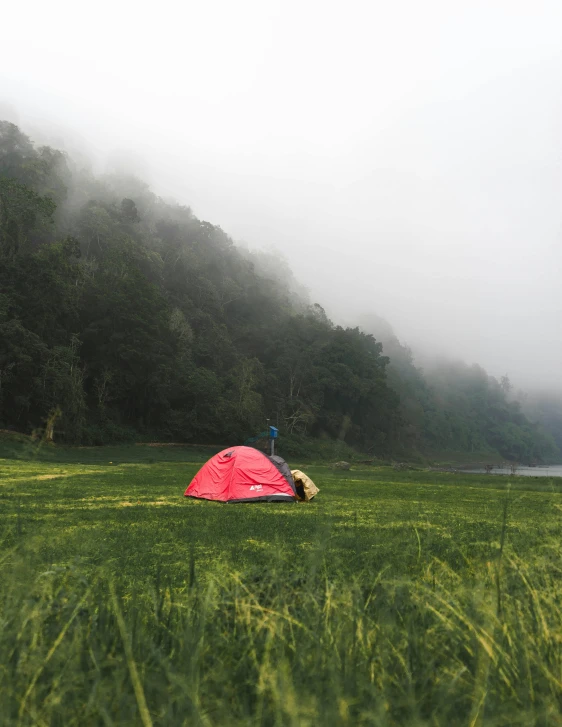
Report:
184,446,297,503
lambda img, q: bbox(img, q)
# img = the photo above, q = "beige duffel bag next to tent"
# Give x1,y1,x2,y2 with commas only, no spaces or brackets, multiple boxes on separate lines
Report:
290,469,319,502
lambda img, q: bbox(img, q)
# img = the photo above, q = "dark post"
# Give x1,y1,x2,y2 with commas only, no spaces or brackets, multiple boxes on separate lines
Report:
269,425,278,457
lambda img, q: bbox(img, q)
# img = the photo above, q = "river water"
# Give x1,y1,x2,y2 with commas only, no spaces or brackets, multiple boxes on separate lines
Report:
464,465,562,477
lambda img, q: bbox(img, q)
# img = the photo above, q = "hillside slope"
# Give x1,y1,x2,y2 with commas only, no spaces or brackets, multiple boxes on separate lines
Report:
0,120,557,462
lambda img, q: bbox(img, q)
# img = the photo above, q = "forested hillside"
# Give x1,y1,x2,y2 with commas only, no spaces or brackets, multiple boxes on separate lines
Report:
0,121,558,462
359,315,558,462
0,122,400,451
521,391,562,456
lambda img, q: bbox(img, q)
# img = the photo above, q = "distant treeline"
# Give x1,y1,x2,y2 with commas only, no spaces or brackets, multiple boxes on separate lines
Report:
0,121,558,462
359,314,560,462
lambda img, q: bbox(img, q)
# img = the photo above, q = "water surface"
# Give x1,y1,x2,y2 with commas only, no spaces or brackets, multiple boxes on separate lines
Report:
465,465,562,477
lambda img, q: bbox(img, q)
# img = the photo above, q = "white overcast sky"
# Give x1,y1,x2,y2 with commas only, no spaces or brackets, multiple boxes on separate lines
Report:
1,0,561,388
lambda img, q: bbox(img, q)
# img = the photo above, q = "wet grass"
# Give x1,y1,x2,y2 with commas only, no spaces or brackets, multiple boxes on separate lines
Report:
1,446,561,725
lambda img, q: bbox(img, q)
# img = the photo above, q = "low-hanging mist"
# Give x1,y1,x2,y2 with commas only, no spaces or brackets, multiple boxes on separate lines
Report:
1,119,560,463
2,0,561,392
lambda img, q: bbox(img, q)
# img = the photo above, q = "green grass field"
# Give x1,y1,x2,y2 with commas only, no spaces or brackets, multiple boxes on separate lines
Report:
1,443,561,726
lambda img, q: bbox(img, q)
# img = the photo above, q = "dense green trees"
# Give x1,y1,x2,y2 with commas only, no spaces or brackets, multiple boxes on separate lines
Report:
359,315,558,462
0,120,558,462
0,122,400,450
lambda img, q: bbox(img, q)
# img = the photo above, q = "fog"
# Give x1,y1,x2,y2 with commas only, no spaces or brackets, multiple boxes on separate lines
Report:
2,0,561,389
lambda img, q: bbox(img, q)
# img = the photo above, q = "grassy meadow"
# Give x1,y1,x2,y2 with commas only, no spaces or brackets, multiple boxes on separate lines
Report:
0,440,561,726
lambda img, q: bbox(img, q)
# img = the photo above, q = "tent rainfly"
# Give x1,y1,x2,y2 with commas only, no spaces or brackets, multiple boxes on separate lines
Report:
184,446,319,503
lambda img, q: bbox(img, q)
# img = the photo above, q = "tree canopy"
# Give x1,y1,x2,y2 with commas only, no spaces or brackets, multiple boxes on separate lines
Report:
0,120,558,463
